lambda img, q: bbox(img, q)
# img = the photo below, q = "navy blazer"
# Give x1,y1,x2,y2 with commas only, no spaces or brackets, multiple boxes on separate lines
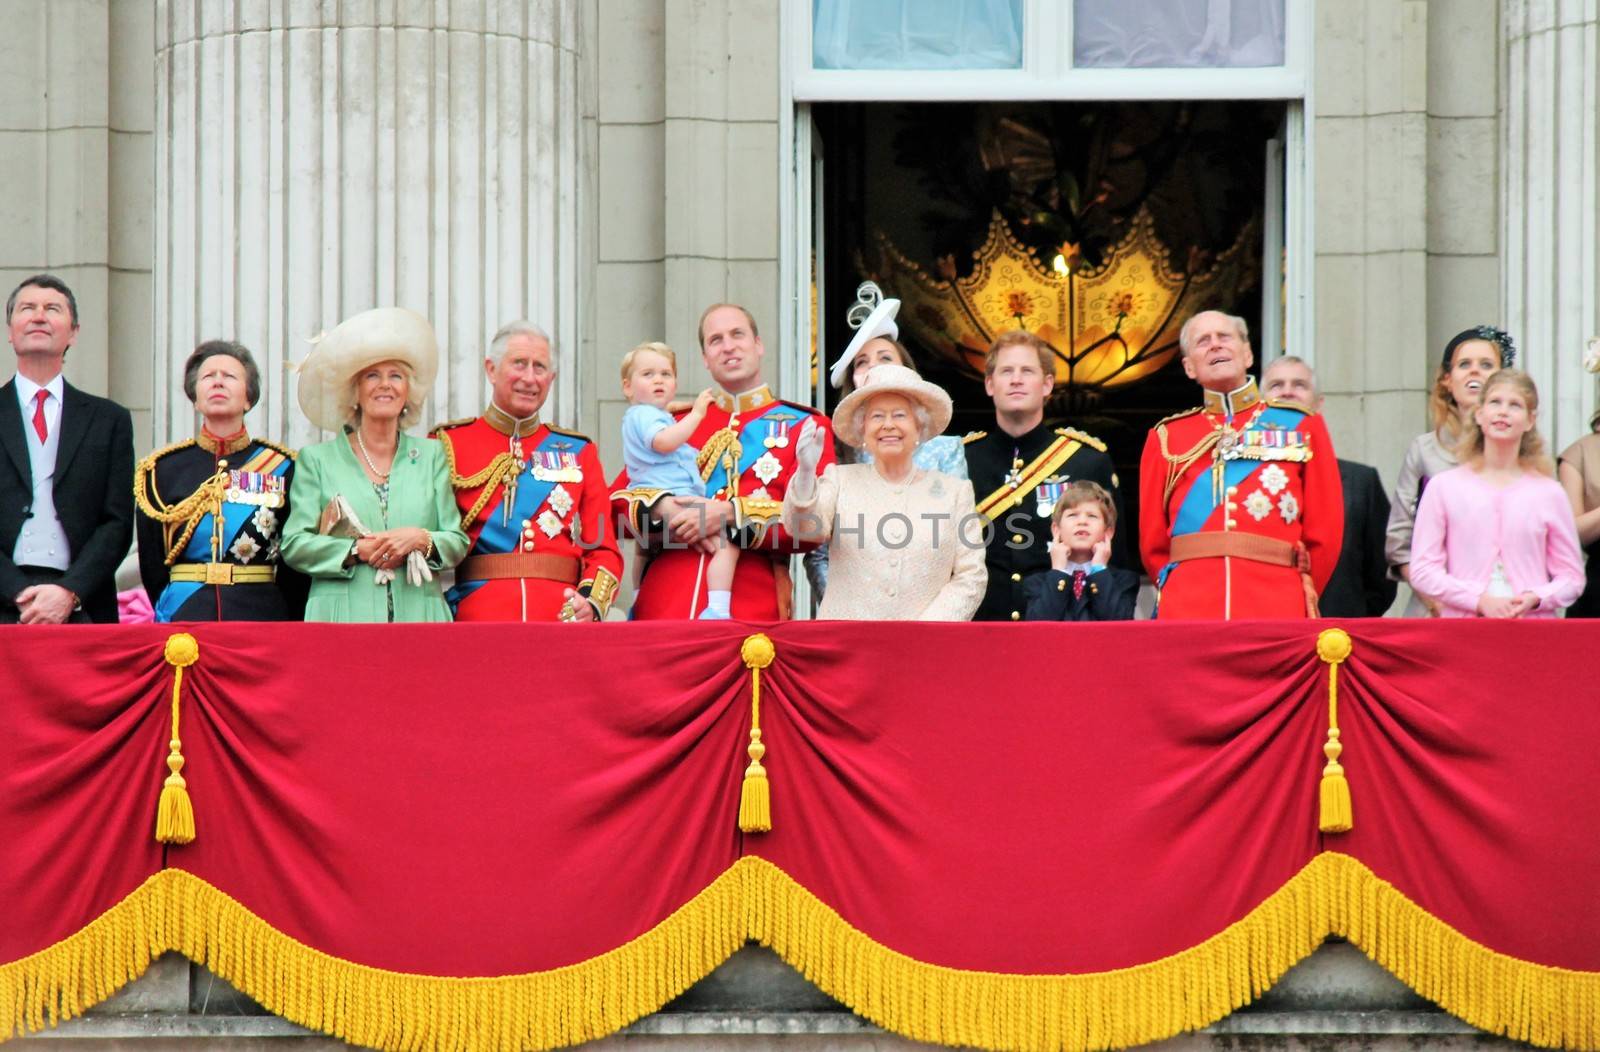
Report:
0,378,134,622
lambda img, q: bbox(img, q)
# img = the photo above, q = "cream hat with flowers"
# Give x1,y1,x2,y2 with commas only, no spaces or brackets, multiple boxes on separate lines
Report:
832,362,953,448
295,307,440,432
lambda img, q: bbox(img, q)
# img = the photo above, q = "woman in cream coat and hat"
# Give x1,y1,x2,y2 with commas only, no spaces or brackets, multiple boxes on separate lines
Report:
280,307,469,622
784,363,986,620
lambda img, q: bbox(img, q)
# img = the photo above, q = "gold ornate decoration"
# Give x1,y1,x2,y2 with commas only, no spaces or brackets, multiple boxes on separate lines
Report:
866,207,1258,405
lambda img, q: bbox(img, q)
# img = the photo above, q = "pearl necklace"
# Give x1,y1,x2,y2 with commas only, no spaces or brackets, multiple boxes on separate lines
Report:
355,430,393,481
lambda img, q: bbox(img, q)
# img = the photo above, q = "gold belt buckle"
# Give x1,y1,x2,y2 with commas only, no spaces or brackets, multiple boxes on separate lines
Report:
204,563,233,585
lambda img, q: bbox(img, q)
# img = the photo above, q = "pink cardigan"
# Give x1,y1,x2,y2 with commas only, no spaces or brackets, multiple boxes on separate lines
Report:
1408,466,1585,617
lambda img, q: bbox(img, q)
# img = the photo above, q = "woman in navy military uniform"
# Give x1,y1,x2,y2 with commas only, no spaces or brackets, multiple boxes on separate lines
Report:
135,340,307,621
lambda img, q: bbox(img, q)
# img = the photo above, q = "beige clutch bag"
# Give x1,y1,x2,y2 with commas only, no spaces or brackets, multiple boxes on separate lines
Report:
318,494,372,539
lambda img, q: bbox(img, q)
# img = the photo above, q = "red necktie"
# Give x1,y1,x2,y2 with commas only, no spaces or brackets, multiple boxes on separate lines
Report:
1072,570,1087,601
30,389,48,442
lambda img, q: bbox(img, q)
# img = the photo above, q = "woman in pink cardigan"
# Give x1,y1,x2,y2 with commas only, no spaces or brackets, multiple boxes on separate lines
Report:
1410,369,1584,618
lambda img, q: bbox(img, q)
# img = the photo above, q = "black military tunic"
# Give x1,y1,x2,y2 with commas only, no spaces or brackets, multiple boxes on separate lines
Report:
963,421,1127,622
134,431,308,621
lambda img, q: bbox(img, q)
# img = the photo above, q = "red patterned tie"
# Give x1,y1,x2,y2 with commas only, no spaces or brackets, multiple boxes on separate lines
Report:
30,389,47,442
1072,569,1087,601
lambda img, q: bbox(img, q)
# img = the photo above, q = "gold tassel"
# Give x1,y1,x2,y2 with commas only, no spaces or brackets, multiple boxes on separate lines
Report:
1315,628,1353,834
156,633,200,845
737,633,776,833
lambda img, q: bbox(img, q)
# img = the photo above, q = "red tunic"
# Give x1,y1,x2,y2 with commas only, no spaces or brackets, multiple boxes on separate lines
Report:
1138,384,1343,620
434,412,623,622
611,385,835,620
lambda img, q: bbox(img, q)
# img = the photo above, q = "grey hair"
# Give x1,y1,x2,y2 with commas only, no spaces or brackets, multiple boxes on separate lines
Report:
1262,354,1320,401
1178,311,1251,355
487,320,553,367
850,399,933,448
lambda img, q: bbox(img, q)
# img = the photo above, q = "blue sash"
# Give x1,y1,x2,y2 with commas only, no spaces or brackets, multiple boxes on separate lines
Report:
701,403,790,497
449,431,588,609
154,455,292,622
1156,405,1308,594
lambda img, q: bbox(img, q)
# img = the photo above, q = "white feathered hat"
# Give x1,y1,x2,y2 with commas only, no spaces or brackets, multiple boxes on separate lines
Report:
829,281,901,389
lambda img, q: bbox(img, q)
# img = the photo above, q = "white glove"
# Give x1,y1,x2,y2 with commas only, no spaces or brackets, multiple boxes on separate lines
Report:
405,550,434,588
794,419,825,477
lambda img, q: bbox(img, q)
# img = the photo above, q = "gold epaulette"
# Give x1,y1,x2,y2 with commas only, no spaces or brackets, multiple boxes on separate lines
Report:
257,438,297,460
1055,426,1106,453
1154,406,1204,428
546,423,592,442
1265,398,1312,416
428,416,476,438
136,437,197,475
962,430,987,445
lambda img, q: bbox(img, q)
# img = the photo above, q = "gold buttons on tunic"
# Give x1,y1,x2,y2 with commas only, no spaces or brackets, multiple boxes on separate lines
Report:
1010,611,1020,621
1011,533,1024,544
1010,572,1021,582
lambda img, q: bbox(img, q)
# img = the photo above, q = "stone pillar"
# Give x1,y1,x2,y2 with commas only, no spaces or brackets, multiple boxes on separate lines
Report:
1311,0,1430,473
1503,0,1600,450
154,0,584,448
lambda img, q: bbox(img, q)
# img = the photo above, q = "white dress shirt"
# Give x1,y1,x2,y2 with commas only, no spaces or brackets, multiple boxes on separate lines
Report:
12,372,71,570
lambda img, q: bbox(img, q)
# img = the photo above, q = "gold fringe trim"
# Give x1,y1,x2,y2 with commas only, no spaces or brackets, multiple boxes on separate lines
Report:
0,876,167,1038
747,852,1600,1052
4,855,1598,1051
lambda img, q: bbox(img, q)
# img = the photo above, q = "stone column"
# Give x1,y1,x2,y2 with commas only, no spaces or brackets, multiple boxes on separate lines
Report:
1503,0,1600,450
154,0,584,448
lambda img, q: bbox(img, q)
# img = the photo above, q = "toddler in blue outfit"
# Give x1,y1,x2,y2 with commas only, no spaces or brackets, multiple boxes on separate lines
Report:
620,342,740,619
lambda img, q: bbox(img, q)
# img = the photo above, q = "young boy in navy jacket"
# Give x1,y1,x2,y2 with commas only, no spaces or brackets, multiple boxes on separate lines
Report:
1024,480,1138,621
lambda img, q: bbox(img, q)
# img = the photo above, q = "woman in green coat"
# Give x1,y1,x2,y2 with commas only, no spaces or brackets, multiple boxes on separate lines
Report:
281,307,469,622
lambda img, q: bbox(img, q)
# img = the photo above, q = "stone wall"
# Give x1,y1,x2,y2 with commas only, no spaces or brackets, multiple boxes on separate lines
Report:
0,0,154,451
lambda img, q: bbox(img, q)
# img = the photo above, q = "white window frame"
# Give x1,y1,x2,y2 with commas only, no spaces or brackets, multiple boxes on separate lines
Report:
778,0,1318,393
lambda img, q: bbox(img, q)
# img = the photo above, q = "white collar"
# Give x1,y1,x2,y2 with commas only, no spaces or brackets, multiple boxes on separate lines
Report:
14,371,64,407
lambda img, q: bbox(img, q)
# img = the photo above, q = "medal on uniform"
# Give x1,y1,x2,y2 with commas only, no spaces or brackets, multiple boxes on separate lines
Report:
1004,454,1024,490
752,450,782,485
547,484,574,519
764,418,792,449
1036,478,1066,518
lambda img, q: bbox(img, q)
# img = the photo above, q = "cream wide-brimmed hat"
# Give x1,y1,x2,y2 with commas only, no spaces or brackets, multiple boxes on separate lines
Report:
295,307,440,432
829,281,901,389
832,362,953,448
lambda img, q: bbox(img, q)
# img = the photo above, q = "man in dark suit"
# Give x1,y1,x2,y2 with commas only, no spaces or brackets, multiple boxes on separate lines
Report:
1262,355,1396,617
963,330,1127,622
0,274,133,624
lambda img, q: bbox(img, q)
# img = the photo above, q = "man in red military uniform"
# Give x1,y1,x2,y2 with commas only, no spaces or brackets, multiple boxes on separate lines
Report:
432,321,622,621
612,303,834,619
1138,310,1343,619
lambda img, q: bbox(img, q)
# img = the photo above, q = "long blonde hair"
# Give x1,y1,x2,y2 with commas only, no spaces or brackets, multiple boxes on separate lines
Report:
1455,369,1552,475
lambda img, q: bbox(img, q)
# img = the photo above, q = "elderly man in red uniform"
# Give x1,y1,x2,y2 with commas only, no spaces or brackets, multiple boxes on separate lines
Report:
1138,310,1343,619
432,321,622,621
612,303,834,619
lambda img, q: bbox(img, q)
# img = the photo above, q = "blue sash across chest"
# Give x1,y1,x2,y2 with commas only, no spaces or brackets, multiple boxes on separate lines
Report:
154,448,291,622
474,431,589,556
702,403,790,496
1171,405,1307,538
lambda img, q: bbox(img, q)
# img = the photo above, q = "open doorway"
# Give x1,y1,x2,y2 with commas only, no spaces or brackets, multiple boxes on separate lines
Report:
807,100,1287,538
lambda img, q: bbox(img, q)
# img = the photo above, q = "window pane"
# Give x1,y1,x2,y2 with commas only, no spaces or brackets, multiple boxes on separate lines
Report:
1073,0,1286,68
814,0,1024,70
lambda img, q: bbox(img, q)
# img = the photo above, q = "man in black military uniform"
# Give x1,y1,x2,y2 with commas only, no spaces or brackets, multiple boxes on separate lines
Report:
963,330,1126,621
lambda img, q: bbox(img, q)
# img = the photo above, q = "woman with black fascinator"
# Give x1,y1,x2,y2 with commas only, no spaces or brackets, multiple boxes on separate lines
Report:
1385,326,1515,616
